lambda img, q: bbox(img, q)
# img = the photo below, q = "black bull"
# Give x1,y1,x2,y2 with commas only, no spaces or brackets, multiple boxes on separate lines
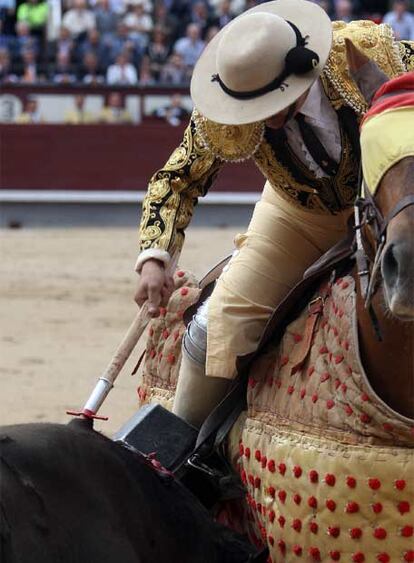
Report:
0,420,263,563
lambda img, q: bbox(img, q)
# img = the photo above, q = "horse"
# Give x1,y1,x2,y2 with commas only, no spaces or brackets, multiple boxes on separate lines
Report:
138,72,414,560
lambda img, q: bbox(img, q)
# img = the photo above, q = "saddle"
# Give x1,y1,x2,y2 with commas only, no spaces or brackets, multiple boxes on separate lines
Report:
115,229,355,519
185,228,355,372
193,228,355,445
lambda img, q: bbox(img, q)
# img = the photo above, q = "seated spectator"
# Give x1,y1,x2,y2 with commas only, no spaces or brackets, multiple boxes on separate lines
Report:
138,53,155,83
173,23,204,70
18,47,40,82
107,0,126,15
169,0,192,36
243,0,260,11
359,0,388,17
334,0,354,22
316,0,332,16
160,51,189,84
15,96,43,123
0,0,16,36
123,0,153,48
208,0,245,16
47,26,75,63
64,94,96,123
383,0,414,40
106,51,137,84
215,0,234,29
0,20,13,50
132,0,151,13
17,0,48,41
78,27,110,68
94,0,119,40
88,0,126,15
108,21,142,64
12,21,39,60
50,51,77,83
190,2,215,39
80,50,105,83
145,25,170,81
153,92,190,126
62,0,96,40
152,1,179,43
228,0,246,16
0,46,17,82
99,91,132,123
204,24,219,44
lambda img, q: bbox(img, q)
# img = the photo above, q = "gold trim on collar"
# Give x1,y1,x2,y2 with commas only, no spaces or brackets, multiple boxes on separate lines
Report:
193,109,265,162
323,20,405,115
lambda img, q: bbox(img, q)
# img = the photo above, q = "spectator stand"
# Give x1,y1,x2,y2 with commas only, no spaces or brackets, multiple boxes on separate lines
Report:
0,82,263,228
1,0,413,91
0,82,191,122
1,0,413,227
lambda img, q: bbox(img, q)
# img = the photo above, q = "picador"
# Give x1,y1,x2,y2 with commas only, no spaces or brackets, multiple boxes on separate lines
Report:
135,0,414,427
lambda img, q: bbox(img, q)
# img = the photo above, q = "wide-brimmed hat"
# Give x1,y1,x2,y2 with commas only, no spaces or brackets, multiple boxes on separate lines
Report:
191,0,332,125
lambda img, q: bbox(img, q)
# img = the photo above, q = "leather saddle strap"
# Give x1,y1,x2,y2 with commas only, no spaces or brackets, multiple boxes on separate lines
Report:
194,236,355,454
195,375,247,451
289,281,332,374
183,255,231,326
199,255,232,290
190,231,355,455
236,231,354,378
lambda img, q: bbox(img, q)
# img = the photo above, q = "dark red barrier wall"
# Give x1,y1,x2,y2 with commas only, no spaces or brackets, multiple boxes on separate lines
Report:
0,123,263,191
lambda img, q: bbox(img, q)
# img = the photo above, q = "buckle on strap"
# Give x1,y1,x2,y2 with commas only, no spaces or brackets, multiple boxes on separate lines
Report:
186,453,219,478
308,295,325,315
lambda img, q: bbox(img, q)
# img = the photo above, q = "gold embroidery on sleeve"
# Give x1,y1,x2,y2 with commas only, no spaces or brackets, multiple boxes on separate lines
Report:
139,114,222,254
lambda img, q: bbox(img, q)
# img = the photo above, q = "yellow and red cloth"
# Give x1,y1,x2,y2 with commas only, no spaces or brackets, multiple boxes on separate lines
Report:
360,72,414,193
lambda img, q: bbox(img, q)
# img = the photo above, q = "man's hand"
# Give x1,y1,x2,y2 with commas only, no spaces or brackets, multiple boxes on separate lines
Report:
134,259,174,317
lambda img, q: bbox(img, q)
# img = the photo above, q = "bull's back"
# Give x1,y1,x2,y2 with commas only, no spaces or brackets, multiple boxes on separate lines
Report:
0,422,145,562
0,421,261,563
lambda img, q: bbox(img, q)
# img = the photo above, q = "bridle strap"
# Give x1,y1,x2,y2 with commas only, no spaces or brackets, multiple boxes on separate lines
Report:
354,179,414,342
354,198,371,301
358,181,414,242
380,194,414,237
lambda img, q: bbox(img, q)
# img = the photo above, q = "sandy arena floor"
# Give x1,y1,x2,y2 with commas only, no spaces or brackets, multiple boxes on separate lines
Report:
0,226,241,435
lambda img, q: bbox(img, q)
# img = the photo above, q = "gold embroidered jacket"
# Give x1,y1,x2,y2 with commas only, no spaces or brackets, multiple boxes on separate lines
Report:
139,21,414,256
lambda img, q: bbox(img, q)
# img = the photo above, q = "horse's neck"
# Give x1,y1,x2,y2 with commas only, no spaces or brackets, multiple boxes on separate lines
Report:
355,276,414,419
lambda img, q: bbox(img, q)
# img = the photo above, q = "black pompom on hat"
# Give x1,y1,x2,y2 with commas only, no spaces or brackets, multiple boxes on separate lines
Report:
285,46,320,75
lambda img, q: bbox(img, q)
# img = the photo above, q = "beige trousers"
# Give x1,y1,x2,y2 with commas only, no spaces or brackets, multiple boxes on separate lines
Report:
206,182,352,379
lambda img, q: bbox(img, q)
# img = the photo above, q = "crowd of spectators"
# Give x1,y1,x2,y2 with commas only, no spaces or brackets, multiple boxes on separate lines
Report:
1,0,413,86
13,90,190,123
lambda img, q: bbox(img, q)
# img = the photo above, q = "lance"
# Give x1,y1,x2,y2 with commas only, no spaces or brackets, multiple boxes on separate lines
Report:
67,253,178,421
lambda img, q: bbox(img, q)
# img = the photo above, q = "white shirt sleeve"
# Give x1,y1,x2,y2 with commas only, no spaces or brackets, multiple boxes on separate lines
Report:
135,249,171,273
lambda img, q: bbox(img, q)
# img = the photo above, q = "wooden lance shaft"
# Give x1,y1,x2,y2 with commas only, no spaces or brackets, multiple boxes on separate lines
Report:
67,254,179,420
70,302,150,420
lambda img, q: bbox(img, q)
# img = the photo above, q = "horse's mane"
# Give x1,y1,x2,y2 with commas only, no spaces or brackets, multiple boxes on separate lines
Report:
362,71,414,125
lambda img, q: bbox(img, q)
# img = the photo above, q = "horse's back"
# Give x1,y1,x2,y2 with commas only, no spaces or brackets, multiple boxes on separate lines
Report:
139,270,414,560
229,273,414,559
